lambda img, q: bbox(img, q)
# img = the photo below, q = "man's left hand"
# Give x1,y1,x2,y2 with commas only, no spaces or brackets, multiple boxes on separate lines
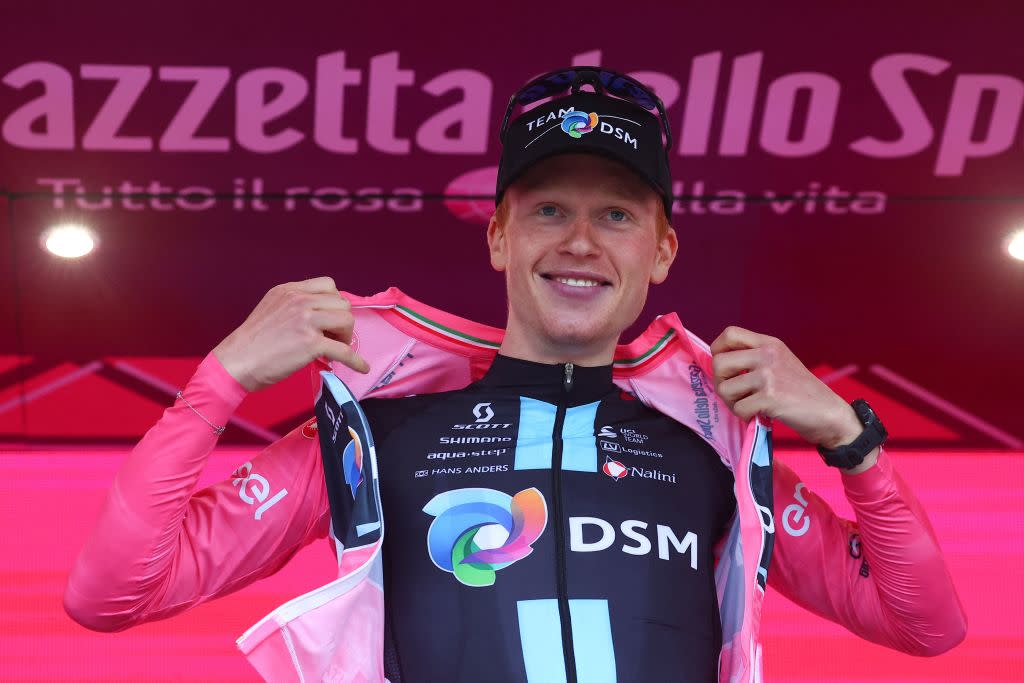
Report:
709,325,878,473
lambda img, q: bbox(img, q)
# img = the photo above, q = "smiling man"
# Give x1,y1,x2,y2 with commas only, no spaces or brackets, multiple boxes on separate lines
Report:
66,68,966,683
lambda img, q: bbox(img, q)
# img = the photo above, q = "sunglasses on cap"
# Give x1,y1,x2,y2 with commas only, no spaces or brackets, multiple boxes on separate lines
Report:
499,66,673,151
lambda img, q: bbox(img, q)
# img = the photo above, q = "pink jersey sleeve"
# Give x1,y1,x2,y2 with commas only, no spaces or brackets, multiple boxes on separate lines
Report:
63,352,331,632
769,448,967,655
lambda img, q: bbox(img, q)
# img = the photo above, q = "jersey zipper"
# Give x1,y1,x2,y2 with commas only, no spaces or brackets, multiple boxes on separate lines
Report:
551,362,577,683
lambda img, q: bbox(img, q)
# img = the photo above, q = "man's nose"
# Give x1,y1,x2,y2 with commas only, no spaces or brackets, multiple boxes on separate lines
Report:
559,214,601,257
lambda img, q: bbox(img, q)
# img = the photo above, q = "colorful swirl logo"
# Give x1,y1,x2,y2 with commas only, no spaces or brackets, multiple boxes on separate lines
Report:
342,426,364,499
560,110,599,138
423,487,548,587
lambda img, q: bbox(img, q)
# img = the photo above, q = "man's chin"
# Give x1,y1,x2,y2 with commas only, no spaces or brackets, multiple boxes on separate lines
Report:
539,318,616,354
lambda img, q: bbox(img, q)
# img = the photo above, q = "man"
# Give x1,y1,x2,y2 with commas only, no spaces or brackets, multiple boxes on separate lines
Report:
65,68,966,682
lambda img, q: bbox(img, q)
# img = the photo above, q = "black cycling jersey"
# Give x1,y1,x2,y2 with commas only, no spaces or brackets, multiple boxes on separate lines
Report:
360,353,736,683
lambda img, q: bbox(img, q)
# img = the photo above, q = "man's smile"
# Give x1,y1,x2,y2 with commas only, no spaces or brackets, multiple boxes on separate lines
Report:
539,271,613,298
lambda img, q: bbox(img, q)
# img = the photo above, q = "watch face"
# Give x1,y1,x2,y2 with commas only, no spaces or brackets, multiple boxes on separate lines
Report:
853,399,875,423
855,399,888,444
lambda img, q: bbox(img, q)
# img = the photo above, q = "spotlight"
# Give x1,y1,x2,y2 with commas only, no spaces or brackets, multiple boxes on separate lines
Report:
1009,229,1024,262
41,224,98,258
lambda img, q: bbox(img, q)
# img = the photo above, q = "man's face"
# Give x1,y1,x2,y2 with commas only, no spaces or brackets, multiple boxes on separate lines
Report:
487,153,678,359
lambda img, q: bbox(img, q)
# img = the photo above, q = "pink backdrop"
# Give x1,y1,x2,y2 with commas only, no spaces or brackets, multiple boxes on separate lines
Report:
3,447,1020,681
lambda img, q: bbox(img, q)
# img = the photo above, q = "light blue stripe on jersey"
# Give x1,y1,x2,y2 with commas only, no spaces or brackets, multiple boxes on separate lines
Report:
752,422,771,467
517,599,617,683
569,599,617,682
355,522,381,537
515,397,556,469
561,401,599,472
517,599,566,683
514,397,599,471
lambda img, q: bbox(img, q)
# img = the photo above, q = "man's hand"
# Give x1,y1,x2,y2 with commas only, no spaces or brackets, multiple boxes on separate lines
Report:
710,325,877,472
212,276,369,393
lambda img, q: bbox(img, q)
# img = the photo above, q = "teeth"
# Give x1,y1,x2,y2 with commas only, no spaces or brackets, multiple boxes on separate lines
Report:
555,277,602,287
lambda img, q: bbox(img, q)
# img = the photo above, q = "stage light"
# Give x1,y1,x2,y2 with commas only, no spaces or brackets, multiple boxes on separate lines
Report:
1009,229,1024,262
41,224,97,258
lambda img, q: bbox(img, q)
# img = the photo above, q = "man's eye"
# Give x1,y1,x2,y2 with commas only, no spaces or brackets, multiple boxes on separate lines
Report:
608,209,627,222
539,205,558,217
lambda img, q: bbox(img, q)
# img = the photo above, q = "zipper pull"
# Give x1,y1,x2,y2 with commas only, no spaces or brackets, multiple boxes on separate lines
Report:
563,362,574,392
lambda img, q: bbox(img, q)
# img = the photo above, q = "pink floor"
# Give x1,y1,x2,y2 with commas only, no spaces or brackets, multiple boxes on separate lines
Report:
2,448,1020,681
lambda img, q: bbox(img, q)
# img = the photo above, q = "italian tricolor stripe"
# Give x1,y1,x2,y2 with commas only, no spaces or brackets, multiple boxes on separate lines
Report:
613,330,675,369
394,305,674,369
395,305,501,349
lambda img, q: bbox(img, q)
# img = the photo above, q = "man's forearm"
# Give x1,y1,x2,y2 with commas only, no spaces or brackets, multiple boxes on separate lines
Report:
63,352,330,632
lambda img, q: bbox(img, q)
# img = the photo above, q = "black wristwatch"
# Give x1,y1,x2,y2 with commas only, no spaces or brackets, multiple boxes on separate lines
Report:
816,399,888,469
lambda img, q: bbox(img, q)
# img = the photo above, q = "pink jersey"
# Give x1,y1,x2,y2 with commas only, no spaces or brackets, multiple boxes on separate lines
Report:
64,288,967,682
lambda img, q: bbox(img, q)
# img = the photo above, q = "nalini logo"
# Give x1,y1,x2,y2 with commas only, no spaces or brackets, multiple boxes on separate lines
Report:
601,455,678,484
473,402,494,423
560,110,599,138
602,456,628,481
422,487,548,587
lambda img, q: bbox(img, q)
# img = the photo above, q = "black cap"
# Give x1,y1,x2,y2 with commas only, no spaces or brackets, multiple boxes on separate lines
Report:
496,91,673,217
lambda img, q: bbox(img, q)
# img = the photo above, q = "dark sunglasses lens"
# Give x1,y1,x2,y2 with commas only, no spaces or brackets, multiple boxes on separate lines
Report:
516,70,578,105
504,68,666,144
604,74,656,109
516,69,658,111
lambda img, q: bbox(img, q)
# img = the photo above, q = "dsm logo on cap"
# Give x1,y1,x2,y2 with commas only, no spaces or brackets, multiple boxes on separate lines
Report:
560,110,599,138
557,110,640,150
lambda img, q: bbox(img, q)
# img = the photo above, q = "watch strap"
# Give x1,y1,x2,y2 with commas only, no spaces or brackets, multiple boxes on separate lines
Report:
817,399,888,469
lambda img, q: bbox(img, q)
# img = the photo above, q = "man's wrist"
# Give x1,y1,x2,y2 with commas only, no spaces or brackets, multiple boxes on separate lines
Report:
839,446,880,474
201,351,251,400
817,399,888,472
212,338,258,393
818,401,864,450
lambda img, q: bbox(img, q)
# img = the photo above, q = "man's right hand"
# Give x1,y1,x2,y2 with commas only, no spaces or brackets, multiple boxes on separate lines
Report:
212,276,369,393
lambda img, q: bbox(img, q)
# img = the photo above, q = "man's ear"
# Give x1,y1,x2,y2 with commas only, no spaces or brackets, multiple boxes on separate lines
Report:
487,211,507,272
650,226,678,285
